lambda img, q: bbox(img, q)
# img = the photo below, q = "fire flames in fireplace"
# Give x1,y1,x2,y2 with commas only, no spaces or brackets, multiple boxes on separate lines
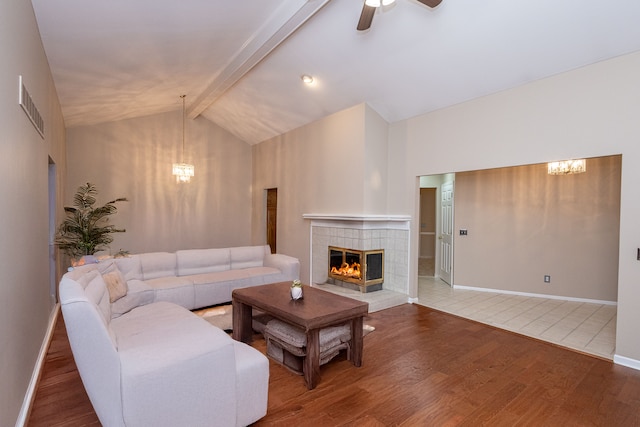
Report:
328,246,384,292
330,261,361,280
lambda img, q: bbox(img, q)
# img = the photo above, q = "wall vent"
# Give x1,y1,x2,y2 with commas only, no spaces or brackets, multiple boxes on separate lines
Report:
18,75,45,139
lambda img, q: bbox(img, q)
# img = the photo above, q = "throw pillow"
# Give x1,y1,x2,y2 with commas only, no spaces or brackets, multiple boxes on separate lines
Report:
102,269,128,303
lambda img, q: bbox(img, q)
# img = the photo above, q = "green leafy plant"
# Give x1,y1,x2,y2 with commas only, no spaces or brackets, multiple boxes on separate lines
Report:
55,182,128,260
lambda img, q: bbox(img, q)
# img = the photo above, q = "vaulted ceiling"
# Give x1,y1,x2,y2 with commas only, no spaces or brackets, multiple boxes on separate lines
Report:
32,0,640,145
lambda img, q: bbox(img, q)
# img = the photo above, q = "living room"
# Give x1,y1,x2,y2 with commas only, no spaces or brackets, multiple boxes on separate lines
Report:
3,1,640,426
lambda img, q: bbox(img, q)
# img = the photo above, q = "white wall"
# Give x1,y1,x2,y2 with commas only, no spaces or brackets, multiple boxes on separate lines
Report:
0,0,66,425
387,51,640,363
66,112,253,254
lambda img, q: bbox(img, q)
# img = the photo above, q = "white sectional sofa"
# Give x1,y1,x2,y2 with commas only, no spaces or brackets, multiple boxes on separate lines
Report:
59,245,300,427
101,245,299,316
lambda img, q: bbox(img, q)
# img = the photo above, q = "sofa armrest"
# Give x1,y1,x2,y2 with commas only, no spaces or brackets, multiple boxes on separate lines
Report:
263,253,300,281
60,276,124,426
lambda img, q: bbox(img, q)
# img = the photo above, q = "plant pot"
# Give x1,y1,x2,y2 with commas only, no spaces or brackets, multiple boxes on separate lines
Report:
290,286,303,300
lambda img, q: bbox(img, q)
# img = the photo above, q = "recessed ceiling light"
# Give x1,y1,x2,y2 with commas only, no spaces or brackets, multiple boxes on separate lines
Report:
301,75,314,85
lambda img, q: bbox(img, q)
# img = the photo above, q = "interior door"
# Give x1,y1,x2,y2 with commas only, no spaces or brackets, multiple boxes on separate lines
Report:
266,188,277,254
439,181,454,285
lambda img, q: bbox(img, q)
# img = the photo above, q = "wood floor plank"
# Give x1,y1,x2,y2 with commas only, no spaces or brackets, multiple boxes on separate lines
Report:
28,303,640,426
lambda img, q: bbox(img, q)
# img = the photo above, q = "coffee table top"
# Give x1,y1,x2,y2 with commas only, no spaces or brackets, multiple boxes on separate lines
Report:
232,282,369,330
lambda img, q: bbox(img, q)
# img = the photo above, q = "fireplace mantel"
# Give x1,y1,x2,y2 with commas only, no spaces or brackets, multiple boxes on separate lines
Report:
303,214,410,230
303,214,410,221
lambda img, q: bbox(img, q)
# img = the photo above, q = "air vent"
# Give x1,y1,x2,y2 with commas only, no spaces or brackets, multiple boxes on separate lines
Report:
18,75,45,138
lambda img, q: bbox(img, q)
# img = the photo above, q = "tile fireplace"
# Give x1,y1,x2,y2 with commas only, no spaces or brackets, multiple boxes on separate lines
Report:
304,214,411,295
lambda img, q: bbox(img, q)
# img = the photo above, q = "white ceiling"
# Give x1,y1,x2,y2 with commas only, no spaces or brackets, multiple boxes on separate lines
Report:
32,0,640,145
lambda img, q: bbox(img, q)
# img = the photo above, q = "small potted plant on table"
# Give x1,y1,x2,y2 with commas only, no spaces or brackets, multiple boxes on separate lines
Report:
290,280,303,300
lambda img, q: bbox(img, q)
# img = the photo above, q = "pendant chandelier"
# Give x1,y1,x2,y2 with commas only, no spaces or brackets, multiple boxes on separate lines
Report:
172,94,195,183
547,159,586,175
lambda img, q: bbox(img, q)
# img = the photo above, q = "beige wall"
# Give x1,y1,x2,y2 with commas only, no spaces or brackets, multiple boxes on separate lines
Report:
66,112,253,254
387,51,640,363
363,104,389,213
454,156,621,301
252,104,384,281
0,0,66,424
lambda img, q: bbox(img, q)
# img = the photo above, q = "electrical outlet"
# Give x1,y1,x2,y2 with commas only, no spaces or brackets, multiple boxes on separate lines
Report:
544,275,551,283
459,229,468,236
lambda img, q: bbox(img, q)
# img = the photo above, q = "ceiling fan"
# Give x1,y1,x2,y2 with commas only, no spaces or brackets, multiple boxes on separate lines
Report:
357,0,443,31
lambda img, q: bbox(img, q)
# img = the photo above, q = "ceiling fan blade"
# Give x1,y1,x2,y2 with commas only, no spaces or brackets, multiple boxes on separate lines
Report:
357,4,375,31
416,0,443,7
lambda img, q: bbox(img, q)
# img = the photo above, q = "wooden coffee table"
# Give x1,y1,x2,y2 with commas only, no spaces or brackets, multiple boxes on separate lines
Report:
232,282,369,390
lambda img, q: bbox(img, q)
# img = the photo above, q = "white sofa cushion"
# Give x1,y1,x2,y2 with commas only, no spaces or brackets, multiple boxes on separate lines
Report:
176,248,231,276
111,280,155,319
189,269,249,286
232,342,269,426
84,271,112,327
139,252,177,280
114,255,143,281
230,245,265,270
145,276,196,310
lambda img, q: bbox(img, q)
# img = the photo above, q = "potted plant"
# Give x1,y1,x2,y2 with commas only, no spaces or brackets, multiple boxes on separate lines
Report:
55,182,128,266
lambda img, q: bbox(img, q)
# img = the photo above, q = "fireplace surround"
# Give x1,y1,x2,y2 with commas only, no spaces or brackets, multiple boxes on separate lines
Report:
304,214,411,295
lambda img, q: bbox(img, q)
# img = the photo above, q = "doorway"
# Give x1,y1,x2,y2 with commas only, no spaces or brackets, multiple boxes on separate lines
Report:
418,188,436,277
418,174,455,284
266,188,277,254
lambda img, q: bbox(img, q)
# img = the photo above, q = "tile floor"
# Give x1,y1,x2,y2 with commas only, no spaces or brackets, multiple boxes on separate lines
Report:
417,277,617,360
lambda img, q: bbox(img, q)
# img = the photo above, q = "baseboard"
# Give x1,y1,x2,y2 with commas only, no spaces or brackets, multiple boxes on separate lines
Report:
15,304,60,427
614,354,640,371
452,285,617,306
407,297,419,304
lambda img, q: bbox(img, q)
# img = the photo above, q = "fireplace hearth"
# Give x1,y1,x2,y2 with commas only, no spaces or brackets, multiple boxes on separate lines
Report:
328,246,384,293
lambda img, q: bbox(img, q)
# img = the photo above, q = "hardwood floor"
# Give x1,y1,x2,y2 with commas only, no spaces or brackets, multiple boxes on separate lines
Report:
27,315,99,426
28,304,640,426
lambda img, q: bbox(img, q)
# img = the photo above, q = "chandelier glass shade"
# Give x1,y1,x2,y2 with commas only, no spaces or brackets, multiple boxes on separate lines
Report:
547,159,586,175
172,163,195,183
172,94,194,183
